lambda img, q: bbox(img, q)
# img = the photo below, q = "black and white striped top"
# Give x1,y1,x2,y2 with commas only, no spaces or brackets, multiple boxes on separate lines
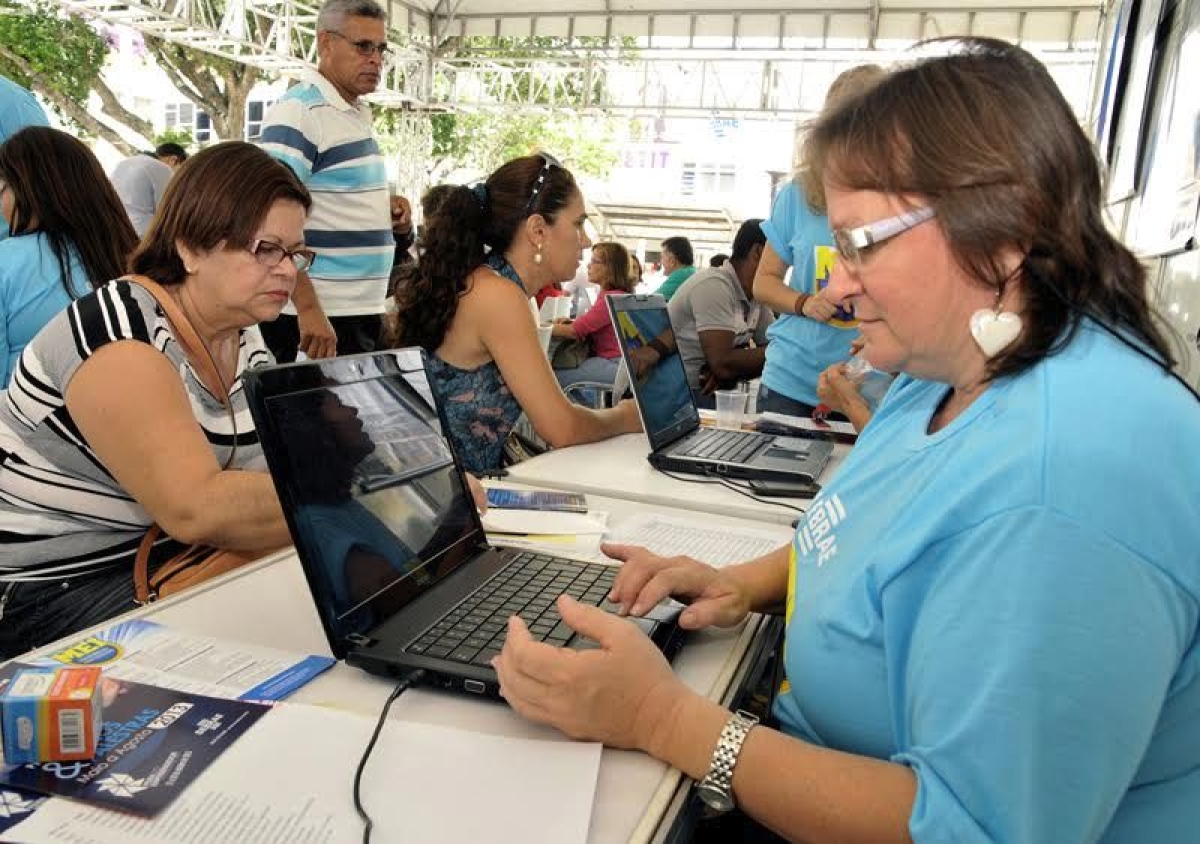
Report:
0,280,272,579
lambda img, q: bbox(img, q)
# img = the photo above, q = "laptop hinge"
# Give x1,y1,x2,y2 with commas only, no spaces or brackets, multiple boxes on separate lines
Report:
345,633,374,648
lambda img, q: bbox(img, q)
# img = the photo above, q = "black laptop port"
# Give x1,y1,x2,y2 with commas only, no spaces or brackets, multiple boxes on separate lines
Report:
463,679,486,695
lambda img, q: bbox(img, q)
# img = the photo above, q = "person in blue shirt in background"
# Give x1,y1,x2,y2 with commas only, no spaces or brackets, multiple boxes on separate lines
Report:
0,74,47,148
492,38,1200,843
0,74,49,244
0,127,137,384
751,64,884,418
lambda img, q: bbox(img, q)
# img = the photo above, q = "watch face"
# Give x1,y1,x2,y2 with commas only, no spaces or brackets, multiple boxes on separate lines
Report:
696,782,734,813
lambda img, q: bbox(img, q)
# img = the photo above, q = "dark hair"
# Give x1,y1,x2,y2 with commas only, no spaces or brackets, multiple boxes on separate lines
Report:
631,254,644,281
392,155,579,351
420,184,455,219
130,142,311,285
0,127,137,298
154,142,188,162
708,253,729,267
731,219,767,262
805,37,1176,382
593,242,635,293
661,236,693,267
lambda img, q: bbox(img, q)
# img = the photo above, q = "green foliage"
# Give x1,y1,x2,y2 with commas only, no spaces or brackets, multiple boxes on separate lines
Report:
0,0,108,100
427,110,617,178
153,127,193,150
415,35,637,180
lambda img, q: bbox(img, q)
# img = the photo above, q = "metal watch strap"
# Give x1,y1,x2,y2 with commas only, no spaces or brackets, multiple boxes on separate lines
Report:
697,709,759,811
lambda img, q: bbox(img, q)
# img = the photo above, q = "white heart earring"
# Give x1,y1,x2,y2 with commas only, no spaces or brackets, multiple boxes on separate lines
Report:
533,243,543,265
969,292,1023,359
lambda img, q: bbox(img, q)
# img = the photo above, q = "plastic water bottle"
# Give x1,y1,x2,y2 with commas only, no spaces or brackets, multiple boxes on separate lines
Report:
843,352,894,411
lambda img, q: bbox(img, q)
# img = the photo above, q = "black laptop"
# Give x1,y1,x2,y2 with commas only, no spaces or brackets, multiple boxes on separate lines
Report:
244,349,684,699
607,293,833,483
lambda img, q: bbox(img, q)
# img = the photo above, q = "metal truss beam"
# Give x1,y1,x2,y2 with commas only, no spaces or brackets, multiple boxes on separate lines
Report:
44,0,1101,115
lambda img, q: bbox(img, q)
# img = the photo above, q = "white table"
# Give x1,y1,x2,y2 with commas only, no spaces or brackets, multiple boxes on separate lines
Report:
9,494,793,844
506,432,849,527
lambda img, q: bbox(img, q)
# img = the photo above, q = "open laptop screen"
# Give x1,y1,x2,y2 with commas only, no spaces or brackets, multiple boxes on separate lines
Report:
608,294,700,450
257,352,483,651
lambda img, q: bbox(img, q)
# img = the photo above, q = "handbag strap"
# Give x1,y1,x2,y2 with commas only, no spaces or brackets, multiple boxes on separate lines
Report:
123,274,229,406
125,274,241,602
122,274,238,471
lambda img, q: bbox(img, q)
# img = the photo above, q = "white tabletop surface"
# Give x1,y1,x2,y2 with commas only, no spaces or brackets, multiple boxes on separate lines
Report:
13,494,794,844
505,432,849,527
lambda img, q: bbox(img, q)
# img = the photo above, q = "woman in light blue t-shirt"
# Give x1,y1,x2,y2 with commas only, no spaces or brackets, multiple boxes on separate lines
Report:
751,65,884,417
0,127,137,384
489,40,1200,844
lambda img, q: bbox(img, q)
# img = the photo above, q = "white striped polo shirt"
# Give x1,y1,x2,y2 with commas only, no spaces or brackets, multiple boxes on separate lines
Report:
258,71,393,317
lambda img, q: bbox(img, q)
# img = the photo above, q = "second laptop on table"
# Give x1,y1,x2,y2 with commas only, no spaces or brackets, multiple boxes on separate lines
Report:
607,293,833,483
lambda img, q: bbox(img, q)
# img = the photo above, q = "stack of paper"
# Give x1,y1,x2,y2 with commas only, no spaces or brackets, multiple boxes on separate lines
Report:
482,509,609,556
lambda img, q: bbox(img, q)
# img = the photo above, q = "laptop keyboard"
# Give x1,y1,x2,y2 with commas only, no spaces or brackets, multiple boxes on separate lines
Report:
678,428,768,464
404,553,618,667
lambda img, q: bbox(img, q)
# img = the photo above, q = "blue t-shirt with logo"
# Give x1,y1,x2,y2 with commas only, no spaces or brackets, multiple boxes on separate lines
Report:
776,322,1200,842
759,181,858,406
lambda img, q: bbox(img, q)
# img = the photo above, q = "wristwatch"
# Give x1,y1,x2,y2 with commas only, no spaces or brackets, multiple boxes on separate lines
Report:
695,709,760,813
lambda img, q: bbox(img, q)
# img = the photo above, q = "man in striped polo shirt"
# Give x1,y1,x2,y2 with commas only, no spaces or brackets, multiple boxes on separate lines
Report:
257,0,395,361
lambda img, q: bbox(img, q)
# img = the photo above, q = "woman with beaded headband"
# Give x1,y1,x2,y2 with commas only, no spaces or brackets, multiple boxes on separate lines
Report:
391,154,641,473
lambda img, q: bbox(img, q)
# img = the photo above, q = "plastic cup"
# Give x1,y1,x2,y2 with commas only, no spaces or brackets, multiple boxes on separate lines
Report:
537,324,553,354
555,297,573,320
714,389,748,429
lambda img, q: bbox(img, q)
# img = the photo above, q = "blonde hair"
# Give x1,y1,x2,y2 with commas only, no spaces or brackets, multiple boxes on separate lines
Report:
797,64,886,213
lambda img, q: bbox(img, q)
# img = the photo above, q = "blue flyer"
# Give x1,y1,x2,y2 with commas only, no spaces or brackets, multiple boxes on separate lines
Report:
0,667,269,816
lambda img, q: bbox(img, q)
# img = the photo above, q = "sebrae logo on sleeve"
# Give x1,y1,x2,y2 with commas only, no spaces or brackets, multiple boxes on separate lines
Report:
812,245,857,329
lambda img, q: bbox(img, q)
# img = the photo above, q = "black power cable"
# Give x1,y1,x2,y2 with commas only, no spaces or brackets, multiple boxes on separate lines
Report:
354,669,427,844
655,467,808,516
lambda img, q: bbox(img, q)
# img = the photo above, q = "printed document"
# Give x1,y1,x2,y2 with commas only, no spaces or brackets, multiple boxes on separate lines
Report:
8,703,602,844
606,513,792,567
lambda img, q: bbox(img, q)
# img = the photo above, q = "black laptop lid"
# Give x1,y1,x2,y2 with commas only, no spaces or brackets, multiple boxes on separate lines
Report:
607,294,700,450
244,350,487,659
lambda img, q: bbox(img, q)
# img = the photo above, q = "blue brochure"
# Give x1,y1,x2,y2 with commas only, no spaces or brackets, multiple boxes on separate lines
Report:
0,667,268,816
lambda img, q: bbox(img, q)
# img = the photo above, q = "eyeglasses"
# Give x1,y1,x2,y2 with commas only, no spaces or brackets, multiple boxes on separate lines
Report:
249,239,316,273
831,206,936,274
327,30,391,58
524,152,562,215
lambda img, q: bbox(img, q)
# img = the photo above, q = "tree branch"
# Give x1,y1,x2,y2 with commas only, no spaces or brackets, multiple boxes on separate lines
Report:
143,37,261,141
92,75,154,140
0,43,136,153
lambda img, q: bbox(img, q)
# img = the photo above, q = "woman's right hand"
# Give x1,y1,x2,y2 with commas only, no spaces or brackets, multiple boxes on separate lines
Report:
602,543,753,630
801,290,839,323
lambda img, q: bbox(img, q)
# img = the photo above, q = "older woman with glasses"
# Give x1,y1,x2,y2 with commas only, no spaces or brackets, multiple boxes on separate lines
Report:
0,142,316,658
392,154,640,474
492,39,1200,843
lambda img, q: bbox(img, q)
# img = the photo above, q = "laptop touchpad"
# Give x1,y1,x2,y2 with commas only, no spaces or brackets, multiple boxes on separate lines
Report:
765,437,812,457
